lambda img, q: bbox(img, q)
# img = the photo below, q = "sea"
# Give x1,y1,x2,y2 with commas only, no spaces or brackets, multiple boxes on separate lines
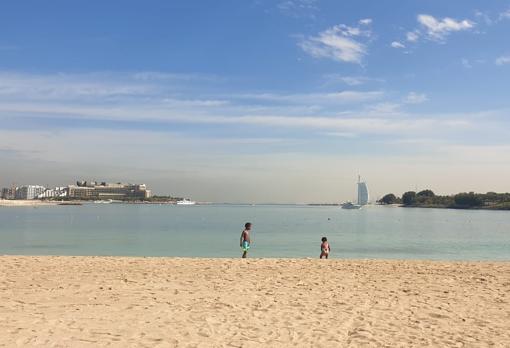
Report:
0,204,508,260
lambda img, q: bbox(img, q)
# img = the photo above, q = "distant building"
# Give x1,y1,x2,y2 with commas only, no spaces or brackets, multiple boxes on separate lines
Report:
15,185,46,200
67,181,151,200
1,187,16,200
37,187,68,199
357,177,369,206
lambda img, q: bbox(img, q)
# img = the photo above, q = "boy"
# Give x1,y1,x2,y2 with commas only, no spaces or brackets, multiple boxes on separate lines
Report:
240,222,252,258
320,237,330,259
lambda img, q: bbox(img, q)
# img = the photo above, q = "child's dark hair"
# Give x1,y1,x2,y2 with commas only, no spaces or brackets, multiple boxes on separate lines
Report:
321,237,327,242
245,222,252,229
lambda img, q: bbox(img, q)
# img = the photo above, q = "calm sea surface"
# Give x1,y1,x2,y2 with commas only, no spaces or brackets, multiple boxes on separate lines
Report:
0,204,508,260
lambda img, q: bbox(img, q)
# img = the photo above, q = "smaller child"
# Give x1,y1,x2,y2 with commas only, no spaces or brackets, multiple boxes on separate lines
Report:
320,237,330,259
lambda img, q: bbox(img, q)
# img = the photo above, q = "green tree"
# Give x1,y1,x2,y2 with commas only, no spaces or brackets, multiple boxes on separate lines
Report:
454,192,483,207
402,191,417,206
379,193,398,205
417,189,435,198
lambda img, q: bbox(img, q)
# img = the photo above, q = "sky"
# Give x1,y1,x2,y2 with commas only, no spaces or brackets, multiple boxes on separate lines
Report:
1,0,510,203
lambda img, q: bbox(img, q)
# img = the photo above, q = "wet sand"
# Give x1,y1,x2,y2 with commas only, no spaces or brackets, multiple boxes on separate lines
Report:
0,256,509,347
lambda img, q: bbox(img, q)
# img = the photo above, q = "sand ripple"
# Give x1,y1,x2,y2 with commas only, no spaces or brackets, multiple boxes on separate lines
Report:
0,256,509,347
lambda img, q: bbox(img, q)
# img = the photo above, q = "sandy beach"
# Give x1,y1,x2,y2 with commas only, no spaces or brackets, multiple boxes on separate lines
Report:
0,256,508,347
0,199,58,207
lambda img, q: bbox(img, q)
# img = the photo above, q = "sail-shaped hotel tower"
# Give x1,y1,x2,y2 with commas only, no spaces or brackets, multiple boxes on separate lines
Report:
357,176,369,206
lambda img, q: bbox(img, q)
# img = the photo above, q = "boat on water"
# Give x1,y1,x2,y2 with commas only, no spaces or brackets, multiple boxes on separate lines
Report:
341,176,369,210
341,201,362,209
94,199,113,204
176,199,196,205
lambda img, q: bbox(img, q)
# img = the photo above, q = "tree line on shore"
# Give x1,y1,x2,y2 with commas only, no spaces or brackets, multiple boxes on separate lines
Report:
378,190,510,210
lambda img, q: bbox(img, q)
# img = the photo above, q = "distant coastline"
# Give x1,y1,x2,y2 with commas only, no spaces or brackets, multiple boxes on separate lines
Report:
378,190,510,211
0,179,198,207
0,199,200,207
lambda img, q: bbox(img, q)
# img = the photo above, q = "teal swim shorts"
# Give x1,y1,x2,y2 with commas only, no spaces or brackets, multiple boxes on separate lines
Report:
242,241,250,251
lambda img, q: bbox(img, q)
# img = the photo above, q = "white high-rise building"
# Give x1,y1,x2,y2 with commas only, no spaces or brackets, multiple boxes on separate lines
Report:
15,185,46,200
37,187,68,199
357,176,369,206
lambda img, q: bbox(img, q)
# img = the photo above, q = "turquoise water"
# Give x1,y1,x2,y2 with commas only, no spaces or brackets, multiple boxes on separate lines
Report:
0,204,509,260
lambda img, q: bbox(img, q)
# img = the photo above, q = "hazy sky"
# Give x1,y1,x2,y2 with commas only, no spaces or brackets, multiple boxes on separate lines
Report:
1,0,510,203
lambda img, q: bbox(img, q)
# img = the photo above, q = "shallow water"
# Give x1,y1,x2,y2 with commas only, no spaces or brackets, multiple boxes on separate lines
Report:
0,204,508,260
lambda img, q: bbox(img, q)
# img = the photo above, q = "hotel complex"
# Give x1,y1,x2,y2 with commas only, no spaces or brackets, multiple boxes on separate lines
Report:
15,185,46,200
357,180,370,206
1,185,46,200
1,181,152,201
67,181,151,200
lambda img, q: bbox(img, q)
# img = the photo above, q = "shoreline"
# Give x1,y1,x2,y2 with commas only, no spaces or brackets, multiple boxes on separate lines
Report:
1,256,509,346
400,204,510,211
1,254,509,262
0,199,209,206
377,203,510,211
0,199,58,207
4,199,510,210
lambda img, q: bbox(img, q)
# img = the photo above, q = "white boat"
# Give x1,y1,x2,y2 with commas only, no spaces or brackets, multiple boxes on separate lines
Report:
94,199,113,204
176,199,196,205
93,199,122,204
341,201,362,210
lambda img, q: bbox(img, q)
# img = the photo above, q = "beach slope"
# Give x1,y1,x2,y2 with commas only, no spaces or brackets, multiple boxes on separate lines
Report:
0,256,508,347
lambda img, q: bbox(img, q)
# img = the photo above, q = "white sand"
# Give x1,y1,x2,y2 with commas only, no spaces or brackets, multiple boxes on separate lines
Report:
0,256,508,347
0,199,57,207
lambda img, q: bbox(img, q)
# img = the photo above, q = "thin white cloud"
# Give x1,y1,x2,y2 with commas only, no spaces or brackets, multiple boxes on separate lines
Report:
0,71,500,145
322,74,383,86
161,98,230,107
495,56,510,65
499,8,510,21
470,8,510,26
322,131,358,138
391,41,405,49
299,22,372,64
461,58,472,69
333,76,367,86
417,14,474,41
238,90,383,104
474,10,493,26
22,104,503,137
0,101,474,137
404,92,428,104
0,72,231,107
0,72,155,100
359,18,372,25
278,0,318,18
0,71,387,128
132,71,221,82
366,102,401,114
406,31,420,42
